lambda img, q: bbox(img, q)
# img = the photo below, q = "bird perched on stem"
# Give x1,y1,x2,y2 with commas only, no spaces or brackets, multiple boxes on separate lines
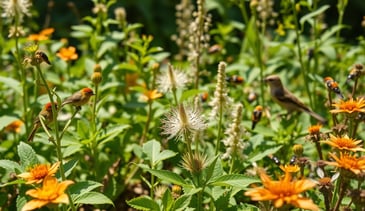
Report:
61,88,94,109
27,102,56,142
265,75,327,124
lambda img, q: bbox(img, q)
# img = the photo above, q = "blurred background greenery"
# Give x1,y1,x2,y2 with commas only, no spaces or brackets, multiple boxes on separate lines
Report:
32,0,365,53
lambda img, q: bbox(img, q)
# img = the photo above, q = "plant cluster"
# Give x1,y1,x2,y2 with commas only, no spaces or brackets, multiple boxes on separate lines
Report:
1,0,365,210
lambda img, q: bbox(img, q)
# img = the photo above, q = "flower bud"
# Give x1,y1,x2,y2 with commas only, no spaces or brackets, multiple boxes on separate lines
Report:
91,64,102,85
293,144,303,157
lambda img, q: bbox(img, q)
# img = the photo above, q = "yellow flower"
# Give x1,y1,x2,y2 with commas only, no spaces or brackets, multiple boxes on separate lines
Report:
56,46,78,61
275,23,285,36
244,169,319,211
27,28,54,41
5,120,24,133
140,89,163,102
325,152,365,175
21,176,74,211
330,98,365,114
322,134,365,152
17,162,60,184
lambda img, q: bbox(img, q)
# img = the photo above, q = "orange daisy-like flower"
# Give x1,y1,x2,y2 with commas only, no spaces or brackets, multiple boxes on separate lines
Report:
308,124,322,135
21,176,74,211
244,169,319,211
325,152,365,175
330,98,365,114
280,164,300,173
17,162,60,184
27,28,54,41
140,89,163,102
5,120,24,133
322,134,365,152
56,46,78,61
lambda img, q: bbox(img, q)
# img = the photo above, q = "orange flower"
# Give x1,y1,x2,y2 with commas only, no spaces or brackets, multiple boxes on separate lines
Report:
244,169,319,211
280,164,300,173
330,98,365,114
21,176,74,211
4,120,24,133
325,152,365,175
27,28,54,41
56,46,78,61
322,134,365,152
140,89,163,102
308,124,322,135
17,162,60,184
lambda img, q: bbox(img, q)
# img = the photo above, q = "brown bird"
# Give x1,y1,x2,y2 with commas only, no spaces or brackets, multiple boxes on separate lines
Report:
61,88,95,109
27,102,56,142
265,75,327,124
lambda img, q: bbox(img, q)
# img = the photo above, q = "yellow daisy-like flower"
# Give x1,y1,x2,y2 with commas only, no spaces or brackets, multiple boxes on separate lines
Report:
21,176,74,211
17,162,60,184
27,28,55,41
322,134,365,152
244,169,319,211
56,46,78,61
139,89,163,102
330,98,365,114
325,152,365,175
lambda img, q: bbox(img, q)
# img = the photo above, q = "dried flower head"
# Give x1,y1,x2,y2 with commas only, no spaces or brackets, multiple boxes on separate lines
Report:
21,176,74,211
17,162,60,184
181,152,208,173
244,169,318,211
156,64,188,93
161,104,206,140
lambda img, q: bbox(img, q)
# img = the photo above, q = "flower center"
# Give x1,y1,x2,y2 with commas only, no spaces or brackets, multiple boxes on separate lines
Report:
31,164,49,179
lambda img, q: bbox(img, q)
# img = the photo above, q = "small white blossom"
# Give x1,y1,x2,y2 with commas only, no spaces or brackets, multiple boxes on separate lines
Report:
156,64,188,93
1,0,32,22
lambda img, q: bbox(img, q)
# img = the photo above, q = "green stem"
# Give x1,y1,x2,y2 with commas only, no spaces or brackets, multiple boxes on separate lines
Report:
237,0,249,24
36,65,76,211
215,103,223,155
292,2,313,108
140,101,152,145
336,0,348,41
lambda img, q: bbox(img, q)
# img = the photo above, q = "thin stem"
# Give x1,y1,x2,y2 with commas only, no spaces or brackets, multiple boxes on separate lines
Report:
336,0,348,41
292,2,313,108
140,101,152,145
215,103,223,155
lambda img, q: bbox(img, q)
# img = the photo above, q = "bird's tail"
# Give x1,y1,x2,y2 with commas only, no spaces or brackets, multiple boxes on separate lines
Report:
306,110,327,125
27,125,39,142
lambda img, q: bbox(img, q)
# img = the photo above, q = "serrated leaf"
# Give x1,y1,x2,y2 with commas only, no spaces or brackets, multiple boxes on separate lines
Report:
209,174,259,189
73,191,114,206
17,142,39,169
173,194,191,211
0,76,21,94
203,156,219,184
62,159,78,178
162,188,173,211
127,196,160,211
0,160,23,172
16,195,27,211
248,145,282,163
143,168,189,187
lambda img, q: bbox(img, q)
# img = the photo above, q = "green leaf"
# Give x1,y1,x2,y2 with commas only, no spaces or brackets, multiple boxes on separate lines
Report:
248,145,282,163
0,76,21,94
126,196,160,211
143,140,161,166
98,125,130,146
162,188,173,211
179,89,203,102
300,5,330,27
17,142,39,169
320,25,348,43
0,160,23,173
69,180,103,200
154,150,177,166
209,174,259,189
173,194,192,211
142,168,189,187
73,191,114,206
0,179,25,188
63,159,78,178
16,195,27,211
97,41,117,59
203,156,219,185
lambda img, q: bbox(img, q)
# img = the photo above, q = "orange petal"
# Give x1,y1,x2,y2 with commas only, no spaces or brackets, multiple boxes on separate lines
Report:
21,199,49,211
